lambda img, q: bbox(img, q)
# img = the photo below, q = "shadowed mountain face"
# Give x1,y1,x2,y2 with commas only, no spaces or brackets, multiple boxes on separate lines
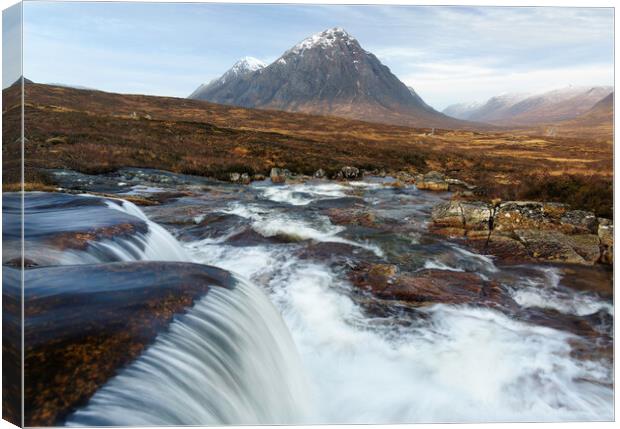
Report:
443,86,613,126
189,28,469,128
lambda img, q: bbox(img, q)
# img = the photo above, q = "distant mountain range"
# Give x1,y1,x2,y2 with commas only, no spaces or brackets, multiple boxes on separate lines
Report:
443,86,613,126
189,27,469,129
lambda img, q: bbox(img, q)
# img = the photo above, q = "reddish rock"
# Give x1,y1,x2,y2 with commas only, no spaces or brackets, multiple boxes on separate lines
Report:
350,265,510,308
327,208,377,227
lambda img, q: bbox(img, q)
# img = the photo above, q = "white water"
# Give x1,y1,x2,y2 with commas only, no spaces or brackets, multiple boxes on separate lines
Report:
68,190,613,424
224,202,384,256
189,244,613,423
509,267,613,317
67,280,312,426
63,197,314,425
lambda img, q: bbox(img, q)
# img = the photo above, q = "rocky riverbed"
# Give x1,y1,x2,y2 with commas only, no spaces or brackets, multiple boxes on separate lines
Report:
6,167,614,425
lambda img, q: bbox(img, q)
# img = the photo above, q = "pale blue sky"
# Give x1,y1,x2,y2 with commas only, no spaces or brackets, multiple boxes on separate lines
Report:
8,2,616,109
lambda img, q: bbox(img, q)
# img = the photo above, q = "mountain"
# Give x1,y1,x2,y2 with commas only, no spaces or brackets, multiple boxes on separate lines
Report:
189,27,470,129
552,91,613,138
188,57,266,99
443,86,613,126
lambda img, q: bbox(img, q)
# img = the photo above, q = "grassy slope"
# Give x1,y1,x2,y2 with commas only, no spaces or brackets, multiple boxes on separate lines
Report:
2,83,613,215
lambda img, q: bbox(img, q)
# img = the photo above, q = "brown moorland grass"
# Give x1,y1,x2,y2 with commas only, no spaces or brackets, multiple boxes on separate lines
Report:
2,83,613,216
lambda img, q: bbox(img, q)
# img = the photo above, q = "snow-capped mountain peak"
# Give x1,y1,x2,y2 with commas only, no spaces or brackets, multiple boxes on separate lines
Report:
230,57,266,75
286,27,359,55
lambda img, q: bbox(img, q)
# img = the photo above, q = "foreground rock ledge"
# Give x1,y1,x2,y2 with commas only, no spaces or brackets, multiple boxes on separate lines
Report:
6,261,235,426
431,199,613,265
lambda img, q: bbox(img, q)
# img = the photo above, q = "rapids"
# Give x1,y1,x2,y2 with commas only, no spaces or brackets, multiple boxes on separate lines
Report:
15,168,614,424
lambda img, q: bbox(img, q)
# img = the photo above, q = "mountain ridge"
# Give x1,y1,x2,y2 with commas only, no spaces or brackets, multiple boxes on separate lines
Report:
189,27,473,129
443,86,612,125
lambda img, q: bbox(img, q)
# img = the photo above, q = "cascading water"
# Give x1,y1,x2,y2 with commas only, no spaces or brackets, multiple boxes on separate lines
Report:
18,177,613,425
66,279,312,426
21,193,314,425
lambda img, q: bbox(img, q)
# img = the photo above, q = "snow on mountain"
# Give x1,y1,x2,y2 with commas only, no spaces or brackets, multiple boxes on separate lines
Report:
189,27,470,128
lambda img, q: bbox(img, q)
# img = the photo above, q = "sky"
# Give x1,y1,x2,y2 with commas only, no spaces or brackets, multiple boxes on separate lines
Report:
4,2,615,109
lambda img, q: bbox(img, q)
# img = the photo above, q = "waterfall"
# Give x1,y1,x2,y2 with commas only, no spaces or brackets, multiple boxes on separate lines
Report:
44,194,313,425
66,279,312,426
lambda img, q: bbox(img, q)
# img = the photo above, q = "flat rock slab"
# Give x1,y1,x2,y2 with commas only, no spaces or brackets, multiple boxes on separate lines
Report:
11,261,235,426
350,265,512,309
3,192,147,266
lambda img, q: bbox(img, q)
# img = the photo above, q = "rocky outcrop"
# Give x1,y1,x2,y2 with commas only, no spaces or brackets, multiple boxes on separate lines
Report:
431,198,613,265
415,171,475,192
431,200,492,232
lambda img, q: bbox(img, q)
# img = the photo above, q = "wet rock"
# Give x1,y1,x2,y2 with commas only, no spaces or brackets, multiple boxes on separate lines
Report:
252,174,266,181
431,200,492,231
351,267,509,308
445,178,476,192
466,235,531,263
597,219,613,264
560,210,599,234
415,171,449,191
228,172,251,184
335,166,360,180
394,171,415,183
313,168,326,178
20,261,235,426
269,167,287,184
327,208,377,227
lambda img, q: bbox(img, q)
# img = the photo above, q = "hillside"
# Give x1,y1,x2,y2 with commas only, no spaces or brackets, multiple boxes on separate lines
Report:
2,83,612,216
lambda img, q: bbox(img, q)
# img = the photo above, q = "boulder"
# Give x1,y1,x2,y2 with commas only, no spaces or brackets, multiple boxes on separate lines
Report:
313,168,326,178
335,166,360,180
394,171,415,183
229,172,241,183
431,200,492,231
415,171,449,191
327,208,377,227
269,167,287,183
598,219,613,264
